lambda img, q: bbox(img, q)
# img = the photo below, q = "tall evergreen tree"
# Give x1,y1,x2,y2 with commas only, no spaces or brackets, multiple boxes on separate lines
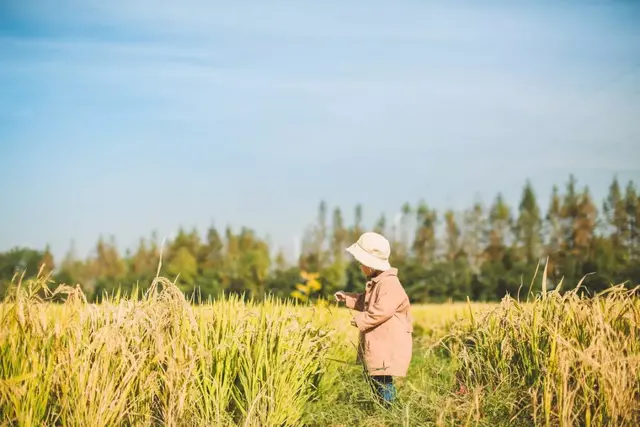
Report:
603,178,627,250
397,202,413,262
485,194,511,263
313,200,329,270
444,209,461,262
544,185,564,276
352,204,364,242
560,175,580,256
200,225,224,271
462,202,487,274
331,207,348,264
374,213,387,235
91,236,126,281
274,248,288,271
624,182,639,260
412,201,438,266
516,181,542,265
574,187,598,266
130,237,156,279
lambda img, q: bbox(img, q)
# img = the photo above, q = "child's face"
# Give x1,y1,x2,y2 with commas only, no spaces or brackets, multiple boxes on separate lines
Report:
360,264,374,277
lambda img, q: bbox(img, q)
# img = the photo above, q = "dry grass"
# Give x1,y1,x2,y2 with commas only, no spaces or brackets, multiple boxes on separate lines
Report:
0,276,329,426
1,270,638,426
443,280,640,426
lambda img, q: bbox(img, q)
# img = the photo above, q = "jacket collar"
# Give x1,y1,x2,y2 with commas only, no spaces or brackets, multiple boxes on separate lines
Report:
366,268,398,288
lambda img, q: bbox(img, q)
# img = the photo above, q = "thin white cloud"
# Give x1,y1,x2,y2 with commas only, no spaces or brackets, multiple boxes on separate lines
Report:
0,36,217,63
4,36,622,106
10,0,621,50
10,1,495,42
4,33,636,169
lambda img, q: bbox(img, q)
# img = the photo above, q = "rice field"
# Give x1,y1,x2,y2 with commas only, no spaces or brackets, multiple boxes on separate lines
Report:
1,274,638,426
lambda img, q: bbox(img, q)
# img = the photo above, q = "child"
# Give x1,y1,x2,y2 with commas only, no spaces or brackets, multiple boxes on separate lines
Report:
335,231,413,406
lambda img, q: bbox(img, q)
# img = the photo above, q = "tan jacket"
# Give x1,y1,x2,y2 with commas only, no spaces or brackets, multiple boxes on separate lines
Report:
344,268,413,377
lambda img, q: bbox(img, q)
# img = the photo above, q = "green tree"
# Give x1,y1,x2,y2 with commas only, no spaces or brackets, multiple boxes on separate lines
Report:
560,175,580,256
88,236,128,299
374,213,387,235
222,226,241,292
3,174,640,303
516,181,542,265
128,237,158,285
331,207,348,265
0,247,46,284
234,227,272,299
199,225,224,271
485,194,512,263
40,245,55,277
313,200,329,270
444,209,461,262
167,246,198,293
462,202,487,275
603,177,628,259
624,182,639,260
397,202,413,263
55,241,88,289
442,210,471,300
412,201,438,266
351,204,364,242
274,248,288,271
299,225,319,273
544,185,564,277
574,187,598,266
92,236,127,279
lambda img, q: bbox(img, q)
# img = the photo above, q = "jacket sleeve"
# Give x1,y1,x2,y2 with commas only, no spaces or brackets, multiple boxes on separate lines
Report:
353,281,404,331
344,292,365,311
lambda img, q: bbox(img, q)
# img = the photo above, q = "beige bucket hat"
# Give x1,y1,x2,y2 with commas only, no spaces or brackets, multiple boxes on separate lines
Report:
346,232,392,272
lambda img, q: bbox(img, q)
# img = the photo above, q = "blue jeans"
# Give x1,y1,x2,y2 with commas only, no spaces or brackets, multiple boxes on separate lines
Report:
370,375,396,405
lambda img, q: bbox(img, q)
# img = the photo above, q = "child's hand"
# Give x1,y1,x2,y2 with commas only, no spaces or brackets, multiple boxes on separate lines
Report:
334,291,347,303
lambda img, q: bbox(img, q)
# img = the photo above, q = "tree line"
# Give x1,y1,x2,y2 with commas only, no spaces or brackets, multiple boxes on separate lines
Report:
1,175,639,303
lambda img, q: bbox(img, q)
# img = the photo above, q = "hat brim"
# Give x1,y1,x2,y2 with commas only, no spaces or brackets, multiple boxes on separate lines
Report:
346,244,391,272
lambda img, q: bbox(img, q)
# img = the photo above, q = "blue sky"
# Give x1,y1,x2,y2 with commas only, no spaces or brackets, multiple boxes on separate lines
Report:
1,0,640,261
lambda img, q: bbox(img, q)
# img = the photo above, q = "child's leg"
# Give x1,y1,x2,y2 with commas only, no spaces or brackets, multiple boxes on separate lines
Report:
370,375,396,405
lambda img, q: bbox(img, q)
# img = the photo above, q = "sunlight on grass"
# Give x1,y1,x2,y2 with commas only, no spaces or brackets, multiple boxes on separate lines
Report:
1,271,638,426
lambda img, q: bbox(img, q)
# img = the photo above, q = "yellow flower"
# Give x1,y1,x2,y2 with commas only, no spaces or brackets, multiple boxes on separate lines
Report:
290,290,308,302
